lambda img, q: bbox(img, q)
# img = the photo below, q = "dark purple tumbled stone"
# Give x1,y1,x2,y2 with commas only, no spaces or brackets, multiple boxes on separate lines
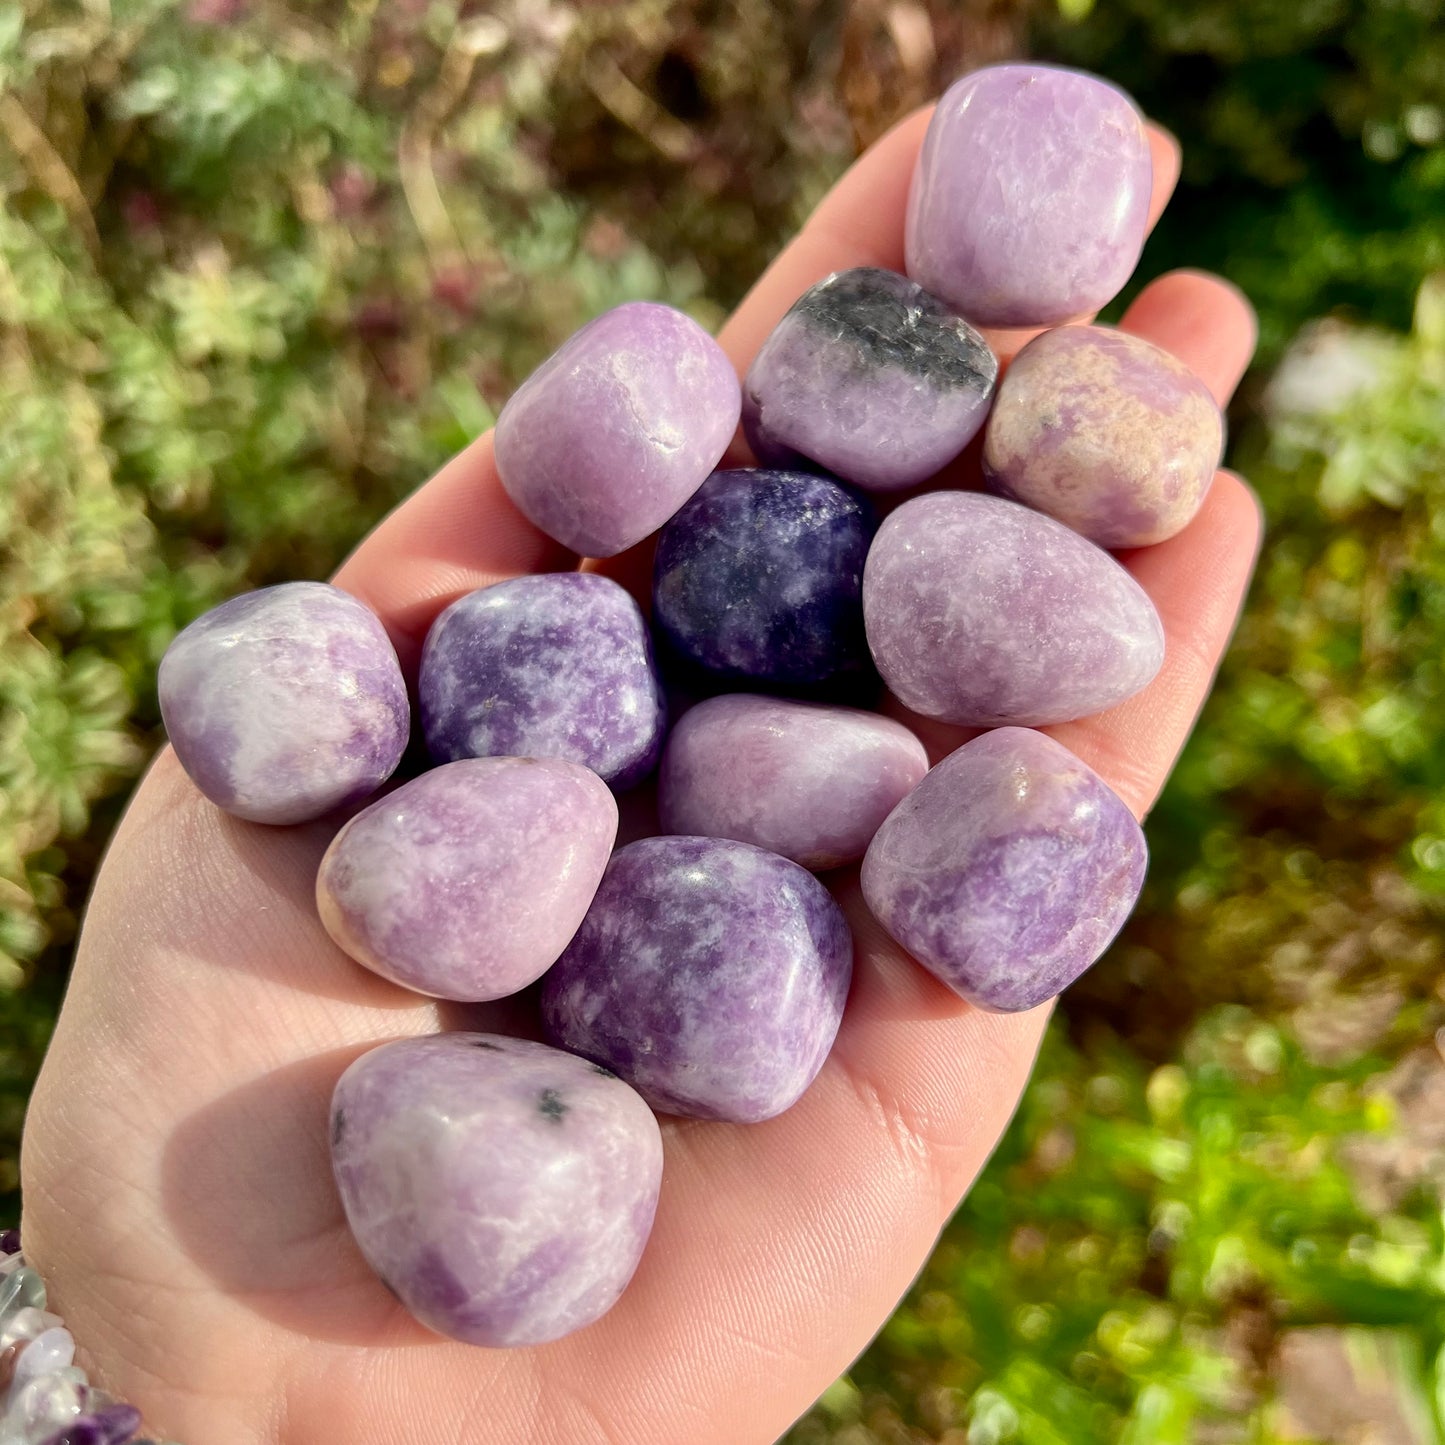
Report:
861,728,1147,1011
418,573,667,789
652,469,875,689
541,836,853,1122
0,1228,19,1256
743,268,997,492
158,582,409,825
40,1404,143,1445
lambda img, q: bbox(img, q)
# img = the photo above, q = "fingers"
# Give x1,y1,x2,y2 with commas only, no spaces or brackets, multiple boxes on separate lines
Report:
1121,268,1257,404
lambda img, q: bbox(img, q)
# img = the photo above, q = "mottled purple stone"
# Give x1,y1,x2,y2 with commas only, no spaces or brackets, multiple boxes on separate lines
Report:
861,728,1147,1011
863,492,1164,726
158,582,409,825
317,758,617,1001
742,268,998,492
418,573,666,789
983,324,1225,549
652,469,875,689
494,301,742,557
541,836,853,1122
905,64,1153,328
659,694,928,870
330,1034,663,1347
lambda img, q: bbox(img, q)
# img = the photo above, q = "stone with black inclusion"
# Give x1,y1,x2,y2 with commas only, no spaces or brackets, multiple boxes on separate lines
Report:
652,468,876,690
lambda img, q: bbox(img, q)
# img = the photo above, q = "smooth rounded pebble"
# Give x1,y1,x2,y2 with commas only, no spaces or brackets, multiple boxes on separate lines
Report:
494,301,741,557
742,267,997,492
158,581,408,825
983,325,1224,548
541,836,853,1122
863,492,1164,726
905,64,1152,327
331,1034,663,1347
317,758,617,1001
653,469,875,689
862,728,1147,1011
658,694,929,869
419,572,667,789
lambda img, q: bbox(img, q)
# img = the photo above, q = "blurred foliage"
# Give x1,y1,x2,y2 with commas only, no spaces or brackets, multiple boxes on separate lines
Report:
3,0,1445,1440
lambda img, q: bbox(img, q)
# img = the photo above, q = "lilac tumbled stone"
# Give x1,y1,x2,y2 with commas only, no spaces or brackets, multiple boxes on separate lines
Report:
158,582,409,825
330,1033,663,1347
541,836,853,1122
495,302,742,557
317,758,617,1001
861,728,1146,1011
742,268,997,492
419,573,666,789
863,492,1164,726
983,324,1225,549
658,694,928,869
905,64,1153,327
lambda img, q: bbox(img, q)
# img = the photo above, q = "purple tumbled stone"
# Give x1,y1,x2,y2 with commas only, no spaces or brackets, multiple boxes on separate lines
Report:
494,301,742,557
418,573,666,789
658,694,928,870
983,324,1225,549
330,1034,663,1347
905,64,1152,328
158,582,409,825
317,758,617,1001
863,492,1164,726
39,1404,143,1445
862,728,1146,1011
0,1229,19,1256
742,268,997,492
541,836,853,1122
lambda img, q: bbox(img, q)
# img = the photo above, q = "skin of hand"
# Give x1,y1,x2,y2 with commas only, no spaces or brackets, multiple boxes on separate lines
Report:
18,106,1259,1445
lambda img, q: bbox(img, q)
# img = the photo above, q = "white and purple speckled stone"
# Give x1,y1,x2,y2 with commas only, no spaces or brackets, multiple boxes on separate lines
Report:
658,695,929,869
863,492,1164,726
983,324,1225,549
158,582,409,825
495,302,742,558
330,1033,663,1348
316,758,617,1002
862,728,1146,1011
541,836,853,1122
419,573,666,789
742,268,998,492
905,64,1153,328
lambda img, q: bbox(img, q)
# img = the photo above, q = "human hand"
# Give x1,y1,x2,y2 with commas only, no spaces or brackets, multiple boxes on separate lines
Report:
19,104,1259,1445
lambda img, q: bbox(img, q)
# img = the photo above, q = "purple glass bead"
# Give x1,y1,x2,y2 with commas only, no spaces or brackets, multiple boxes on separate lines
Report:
317,758,617,1001
905,64,1153,328
330,1034,662,1347
862,728,1146,1011
495,301,742,557
983,324,1225,549
863,492,1164,726
742,268,997,492
541,836,853,1122
418,573,667,789
158,582,409,825
658,694,929,870
0,1231,18,1257
652,469,875,689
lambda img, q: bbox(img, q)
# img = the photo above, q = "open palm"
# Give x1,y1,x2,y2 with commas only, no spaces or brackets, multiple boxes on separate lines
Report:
19,106,1259,1445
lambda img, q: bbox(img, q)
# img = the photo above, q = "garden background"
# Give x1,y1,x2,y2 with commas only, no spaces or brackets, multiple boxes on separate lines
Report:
5,0,1445,1439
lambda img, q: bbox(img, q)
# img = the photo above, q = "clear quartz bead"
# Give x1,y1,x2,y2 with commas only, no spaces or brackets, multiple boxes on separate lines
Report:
0,1274,44,1326
0,1259,24,1281
1,1364,86,1438
8,1330,74,1407
0,1314,47,1356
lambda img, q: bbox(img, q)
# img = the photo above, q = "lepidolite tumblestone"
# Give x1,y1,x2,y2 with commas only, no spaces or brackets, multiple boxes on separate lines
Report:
419,573,666,789
316,758,616,1001
983,324,1225,549
158,582,408,825
862,728,1147,1011
541,836,853,1122
905,64,1152,327
659,694,929,869
863,492,1164,726
494,301,741,557
742,268,997,492
330,1034,663,1346
652,469,875,689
